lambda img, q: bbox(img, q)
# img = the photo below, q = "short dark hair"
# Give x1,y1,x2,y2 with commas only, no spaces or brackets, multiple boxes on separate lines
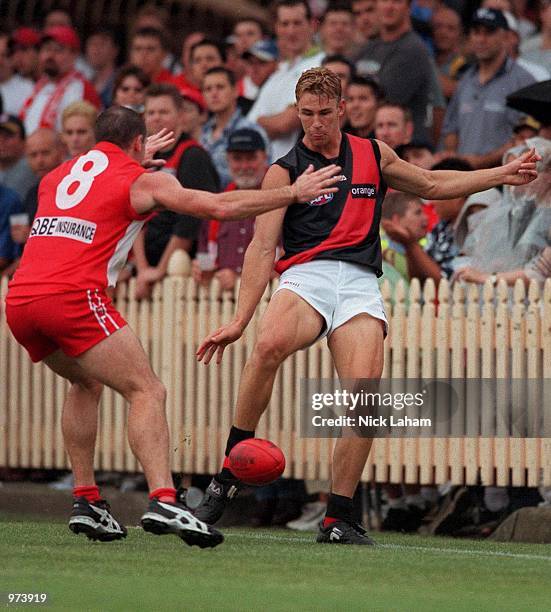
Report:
95,106,146,149
145,83,183,109
132,27,167,50
321,1,353,21
203,66,236,87
190,39,226,63
322,54,355,75
114,64,151,94
431,158,473,172
273,0,312,21
348,76,384,101
377,102,412,124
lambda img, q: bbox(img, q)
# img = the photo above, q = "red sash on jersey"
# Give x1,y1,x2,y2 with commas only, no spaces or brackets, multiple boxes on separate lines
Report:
275,135,382,274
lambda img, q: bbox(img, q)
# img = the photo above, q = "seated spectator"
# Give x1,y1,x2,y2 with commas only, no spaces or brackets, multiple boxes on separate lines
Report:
241,40,279,104
134,83,219,299
322,54,356,92
85,27,119,108
176,39,226,95
382,159,473,284
60,101,97,158
380,191,428,284
395,141,439,231
180,88,208,141
132,2,182,75
374,103,413,150
20,26,101,134
520,0,551,73
511,115,541,146
344,75,383,138
112,65,151,114
0,114,35,200
9,28,41,82
193,128,269,292
351,0,379,46
201,67,270,187
431,5,469,100
440,8,535,169
319,2,356,57
129,27,179,86
20,128,65,224
0,29,34,116
0,184,24,276
396,140,435,170
454,138,551,285
247,0,325,160
176,31,206,90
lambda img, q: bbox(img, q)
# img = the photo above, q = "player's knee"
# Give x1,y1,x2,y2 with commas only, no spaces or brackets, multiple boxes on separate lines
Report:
147,377,167,406
74,379,103,401
252,336,290,369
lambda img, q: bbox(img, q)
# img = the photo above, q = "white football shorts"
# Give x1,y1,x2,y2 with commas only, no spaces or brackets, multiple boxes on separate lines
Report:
273,259,388,341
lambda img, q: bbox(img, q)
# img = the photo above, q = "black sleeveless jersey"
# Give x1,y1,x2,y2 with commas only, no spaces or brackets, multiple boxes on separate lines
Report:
274,133,386,276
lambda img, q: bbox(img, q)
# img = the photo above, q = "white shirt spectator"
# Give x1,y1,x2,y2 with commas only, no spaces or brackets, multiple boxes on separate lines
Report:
247,51,325,160
0,74,34,116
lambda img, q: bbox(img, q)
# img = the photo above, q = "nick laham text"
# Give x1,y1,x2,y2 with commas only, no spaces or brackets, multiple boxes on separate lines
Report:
312,415,432,427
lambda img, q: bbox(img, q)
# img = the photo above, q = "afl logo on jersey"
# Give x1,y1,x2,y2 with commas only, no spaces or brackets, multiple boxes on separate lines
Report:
308,193,334,206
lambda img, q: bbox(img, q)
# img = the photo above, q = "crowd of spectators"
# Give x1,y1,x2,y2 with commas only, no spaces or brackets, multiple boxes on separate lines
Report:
1,0,550,532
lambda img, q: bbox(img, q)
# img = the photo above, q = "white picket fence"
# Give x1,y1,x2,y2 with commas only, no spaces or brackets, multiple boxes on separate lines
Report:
1,274,550,487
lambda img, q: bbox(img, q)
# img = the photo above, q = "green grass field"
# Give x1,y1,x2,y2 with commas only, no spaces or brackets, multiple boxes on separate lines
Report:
2,520,550,611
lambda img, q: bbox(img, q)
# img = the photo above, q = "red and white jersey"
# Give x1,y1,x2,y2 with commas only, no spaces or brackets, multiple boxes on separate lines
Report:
20,71,101,135
7,142,148,305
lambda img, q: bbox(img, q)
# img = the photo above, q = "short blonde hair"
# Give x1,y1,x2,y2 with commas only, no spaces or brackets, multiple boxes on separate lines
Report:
295,67,342,104
61,101,97,129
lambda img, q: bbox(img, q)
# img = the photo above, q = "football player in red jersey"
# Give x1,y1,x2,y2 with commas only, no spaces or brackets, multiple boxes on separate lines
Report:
196,67,540,545
4,105,342,548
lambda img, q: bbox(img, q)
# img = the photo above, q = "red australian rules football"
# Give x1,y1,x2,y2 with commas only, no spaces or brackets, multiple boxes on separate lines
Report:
228,439,286,485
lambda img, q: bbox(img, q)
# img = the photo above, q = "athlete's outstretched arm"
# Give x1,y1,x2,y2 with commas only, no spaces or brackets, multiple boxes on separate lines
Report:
378,141,540,200
196,166,288,365
130,164,341,220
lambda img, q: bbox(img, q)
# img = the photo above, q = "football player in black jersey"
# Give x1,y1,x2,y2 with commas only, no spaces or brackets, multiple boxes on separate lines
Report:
195,67,540,544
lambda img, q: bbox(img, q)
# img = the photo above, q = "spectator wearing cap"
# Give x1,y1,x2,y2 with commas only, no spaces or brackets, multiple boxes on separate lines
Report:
520,0,551,73
201,66,270,188
20,26,101,135
129,27,179,86
85,28,120,108
512,115,541,145
193,128,269,292
0,29,34,116
247,0,325,160
112,65,151,114
134,83,220,299
241,39,279,104
344,75,383,138
0,114,35,200
441,8,536,168
180,88,208,141
354,0,443,143
9,27,41,81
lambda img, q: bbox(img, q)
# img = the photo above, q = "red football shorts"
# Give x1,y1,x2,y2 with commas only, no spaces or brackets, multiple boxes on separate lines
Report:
5,289,127,362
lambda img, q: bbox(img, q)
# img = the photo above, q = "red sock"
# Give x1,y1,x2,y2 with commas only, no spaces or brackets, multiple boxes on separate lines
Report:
322,516,339,528
149,487,177,503
73,485,101,503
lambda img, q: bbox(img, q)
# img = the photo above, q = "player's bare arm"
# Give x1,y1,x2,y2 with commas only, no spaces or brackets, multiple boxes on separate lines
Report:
378,140,540,199
196,165,289,365
130,163,342,220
